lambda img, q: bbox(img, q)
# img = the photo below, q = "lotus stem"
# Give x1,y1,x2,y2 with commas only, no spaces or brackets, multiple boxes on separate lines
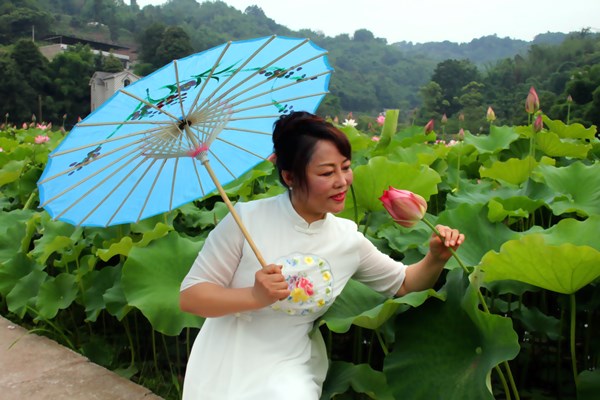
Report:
23,188,37,210
421,217,520,399
570,293,578,388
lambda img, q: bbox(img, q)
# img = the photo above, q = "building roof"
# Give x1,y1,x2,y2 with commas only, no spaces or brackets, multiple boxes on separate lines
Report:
42,34,129,52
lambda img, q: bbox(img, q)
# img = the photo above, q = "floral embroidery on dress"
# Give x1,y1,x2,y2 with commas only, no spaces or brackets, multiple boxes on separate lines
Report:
271,253,334,316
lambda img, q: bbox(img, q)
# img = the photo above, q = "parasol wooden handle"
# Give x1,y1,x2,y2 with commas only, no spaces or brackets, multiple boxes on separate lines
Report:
201,160,268,269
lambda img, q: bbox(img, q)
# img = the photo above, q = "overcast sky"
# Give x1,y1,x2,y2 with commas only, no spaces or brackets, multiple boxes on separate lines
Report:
135,0,600,44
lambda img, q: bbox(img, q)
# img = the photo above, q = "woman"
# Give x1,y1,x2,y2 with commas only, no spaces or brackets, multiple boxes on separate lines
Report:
179,111,464,399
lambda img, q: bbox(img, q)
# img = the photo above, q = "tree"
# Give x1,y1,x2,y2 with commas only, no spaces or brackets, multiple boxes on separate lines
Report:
419,81,444,121
431,59,480,116
0,54,37,124
102,52,124,73
154,26,193,66
137,22,166,67
48,44,97,124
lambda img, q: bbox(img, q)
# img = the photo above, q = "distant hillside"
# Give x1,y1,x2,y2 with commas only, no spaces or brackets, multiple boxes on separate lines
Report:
393,32,567,65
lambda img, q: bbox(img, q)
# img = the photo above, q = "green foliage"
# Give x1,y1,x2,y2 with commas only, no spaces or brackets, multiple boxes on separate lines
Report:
5,108,599,399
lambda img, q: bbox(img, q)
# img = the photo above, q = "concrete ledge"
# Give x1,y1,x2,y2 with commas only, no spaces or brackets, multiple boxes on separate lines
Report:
0,315,164,400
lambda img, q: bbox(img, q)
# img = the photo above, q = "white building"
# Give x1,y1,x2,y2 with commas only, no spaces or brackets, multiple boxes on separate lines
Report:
89,71,140,112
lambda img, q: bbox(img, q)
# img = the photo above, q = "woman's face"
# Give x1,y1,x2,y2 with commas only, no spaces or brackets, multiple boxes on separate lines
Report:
285,140,353,223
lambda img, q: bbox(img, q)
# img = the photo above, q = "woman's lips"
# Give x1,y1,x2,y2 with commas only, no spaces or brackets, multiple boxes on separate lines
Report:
331,192,346,201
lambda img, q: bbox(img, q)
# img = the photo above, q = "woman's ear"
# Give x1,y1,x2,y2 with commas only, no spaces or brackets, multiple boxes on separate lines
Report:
281,170,294,188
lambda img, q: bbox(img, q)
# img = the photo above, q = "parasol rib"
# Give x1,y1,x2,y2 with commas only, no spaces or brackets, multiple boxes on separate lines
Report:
137,158,169,223
52,150,155,222
170,156,180,211
209,70,332,114
193,37,310,114
39,135,155,185
190,36,278,116
212,137,268,161
77,156,152,226
105,158,160,226
186,41,233,119
49,125,165,157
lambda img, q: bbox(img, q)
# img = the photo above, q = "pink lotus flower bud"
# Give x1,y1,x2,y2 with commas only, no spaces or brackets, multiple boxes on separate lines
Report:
458,113,465,122
458,128,465,139
486,106,496,122
533,113,543,133
379,187,427,228
567,95,573,103
424,119,434,134
371,136,380,141
525,86,540,114
266,153,277,164
376,114,385,126
22,122,28,129
441,114,448,125
34,135,50,144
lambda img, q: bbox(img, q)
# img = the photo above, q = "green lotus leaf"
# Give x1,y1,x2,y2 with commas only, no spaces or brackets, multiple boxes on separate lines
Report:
536,130,591,158
435,203,521,269
392,125,436,147
320,279,444,333
122,231,204,335
103,274,132,321
387,143,437,166
479,156,536,186
510,306,561,340
0,209,36,264
384,269,519,400
36,272,78,319
30,215,82,265
322,361,394,400
82,266,122,322
487,196,545,223
577,370,600,400
481,234,600,294
0,159,26,185
97,222,172,261
97,236,133,262
0,252,44,296
372,109,399,151
464,125,519,154
6,269,48,318
533,162,600,217
543,116,597,140
223,159,274,199
352,157,441,212
540,215,600,250
176,202,230,230
340,125,372,152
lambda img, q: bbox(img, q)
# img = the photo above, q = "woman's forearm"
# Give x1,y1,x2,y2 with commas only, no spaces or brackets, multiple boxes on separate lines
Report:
180,282,262,318
397,252,446,296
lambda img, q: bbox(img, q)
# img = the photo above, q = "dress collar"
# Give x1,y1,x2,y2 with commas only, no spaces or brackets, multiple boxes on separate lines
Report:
279,192,328,234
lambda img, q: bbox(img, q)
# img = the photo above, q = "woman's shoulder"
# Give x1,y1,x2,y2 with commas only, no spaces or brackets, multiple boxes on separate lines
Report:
327,213,359,232
235,192,285,213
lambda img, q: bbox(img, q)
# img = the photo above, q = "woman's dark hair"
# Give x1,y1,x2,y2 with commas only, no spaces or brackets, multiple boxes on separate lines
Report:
272,111,351,191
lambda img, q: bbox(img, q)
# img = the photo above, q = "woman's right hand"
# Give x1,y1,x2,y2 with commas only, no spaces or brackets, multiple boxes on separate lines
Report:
252,264,290,307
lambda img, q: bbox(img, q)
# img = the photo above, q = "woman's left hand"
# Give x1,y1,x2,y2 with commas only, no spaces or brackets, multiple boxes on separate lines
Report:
429,224,465,261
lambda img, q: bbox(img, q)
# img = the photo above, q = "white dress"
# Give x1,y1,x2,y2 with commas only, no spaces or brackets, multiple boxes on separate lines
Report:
180,193,406,400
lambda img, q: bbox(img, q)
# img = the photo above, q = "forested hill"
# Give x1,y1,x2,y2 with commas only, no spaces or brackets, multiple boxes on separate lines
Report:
394,32,567,65
1,0,598,129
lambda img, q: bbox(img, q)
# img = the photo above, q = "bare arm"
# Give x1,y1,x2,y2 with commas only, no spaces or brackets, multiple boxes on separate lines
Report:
180,264,291,318
396,225,465,296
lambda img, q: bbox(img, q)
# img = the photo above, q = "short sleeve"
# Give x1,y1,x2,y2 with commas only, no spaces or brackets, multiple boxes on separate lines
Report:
180,207,244,291
352,234,406,297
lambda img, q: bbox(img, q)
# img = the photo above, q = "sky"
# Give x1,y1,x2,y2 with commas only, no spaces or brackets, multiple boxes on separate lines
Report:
134,0,600,44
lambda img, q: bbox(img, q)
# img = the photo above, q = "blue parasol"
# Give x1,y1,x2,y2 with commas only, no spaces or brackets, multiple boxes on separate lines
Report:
38,35,333,267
